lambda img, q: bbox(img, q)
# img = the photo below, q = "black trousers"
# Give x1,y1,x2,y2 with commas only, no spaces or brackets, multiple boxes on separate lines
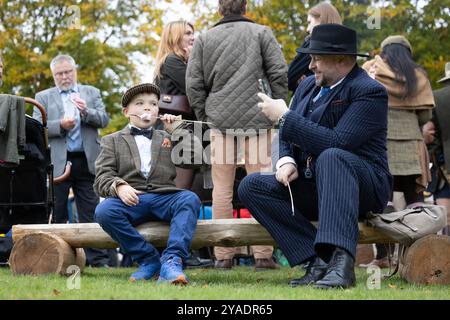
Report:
54,152,110,267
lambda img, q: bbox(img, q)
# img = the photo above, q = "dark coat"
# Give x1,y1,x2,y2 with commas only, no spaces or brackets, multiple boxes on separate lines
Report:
287,37,314,92
155,53,187,96
0,94,26,164
432,85,450,171
279,65,392,211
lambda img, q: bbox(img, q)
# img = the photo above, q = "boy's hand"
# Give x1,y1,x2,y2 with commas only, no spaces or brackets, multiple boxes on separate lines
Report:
160,114,183,133
117,184,140,206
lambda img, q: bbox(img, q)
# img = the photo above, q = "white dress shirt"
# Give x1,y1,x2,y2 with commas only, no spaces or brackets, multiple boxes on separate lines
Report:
60,85,83,152
130,125,152,177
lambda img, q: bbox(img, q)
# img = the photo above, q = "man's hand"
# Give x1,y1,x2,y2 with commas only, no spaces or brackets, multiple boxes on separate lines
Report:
257,92,288,124
160,114,183,134
71,96,88,116
422,121,435,145
117,184,140,206
60,117,76,131
276,163,299,186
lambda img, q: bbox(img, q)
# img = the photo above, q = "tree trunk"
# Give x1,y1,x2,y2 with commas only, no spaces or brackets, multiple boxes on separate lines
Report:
10,232,85,276
12,219,394,249
399,234,450,285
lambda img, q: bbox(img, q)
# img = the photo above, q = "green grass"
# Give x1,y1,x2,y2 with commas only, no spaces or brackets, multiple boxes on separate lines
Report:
0,266,448,300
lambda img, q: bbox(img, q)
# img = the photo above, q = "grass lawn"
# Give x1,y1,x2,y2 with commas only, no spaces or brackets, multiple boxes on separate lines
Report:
0,266,448,300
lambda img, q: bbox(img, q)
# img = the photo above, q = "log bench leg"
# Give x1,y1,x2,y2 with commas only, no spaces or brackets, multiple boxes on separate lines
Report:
399,234,450,285
9,232,85,276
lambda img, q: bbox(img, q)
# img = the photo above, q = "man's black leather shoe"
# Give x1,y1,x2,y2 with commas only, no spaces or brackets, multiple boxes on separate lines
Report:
314,247,356,289
289,256,328,287
185,255,215,269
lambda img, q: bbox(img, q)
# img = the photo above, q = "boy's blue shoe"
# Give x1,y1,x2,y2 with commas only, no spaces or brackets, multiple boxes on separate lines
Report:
157,256,189,285
129,261,161,282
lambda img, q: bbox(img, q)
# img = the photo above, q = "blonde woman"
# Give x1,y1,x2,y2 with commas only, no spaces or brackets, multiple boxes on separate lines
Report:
153,21,214,270
154,21,196,190
154,21,194,97
288,2,342,91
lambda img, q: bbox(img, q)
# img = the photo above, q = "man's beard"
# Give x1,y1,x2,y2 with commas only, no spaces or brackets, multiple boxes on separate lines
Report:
314,73,323,87
317,73,336,87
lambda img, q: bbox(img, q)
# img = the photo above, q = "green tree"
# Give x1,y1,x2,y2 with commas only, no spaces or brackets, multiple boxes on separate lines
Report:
1,0,448,135
0,0,166,118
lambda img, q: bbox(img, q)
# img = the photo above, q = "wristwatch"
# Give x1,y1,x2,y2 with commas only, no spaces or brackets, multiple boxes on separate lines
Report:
278,111,289,127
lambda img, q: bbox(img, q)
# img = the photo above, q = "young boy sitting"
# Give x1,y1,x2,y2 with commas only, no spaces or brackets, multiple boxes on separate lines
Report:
93,83,200,285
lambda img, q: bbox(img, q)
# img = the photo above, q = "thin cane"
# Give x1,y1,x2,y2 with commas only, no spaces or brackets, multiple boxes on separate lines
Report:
287,181,295,216
130,114,213,126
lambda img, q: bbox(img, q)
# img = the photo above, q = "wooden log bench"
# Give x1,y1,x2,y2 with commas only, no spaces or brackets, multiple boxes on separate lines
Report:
10,219,450,285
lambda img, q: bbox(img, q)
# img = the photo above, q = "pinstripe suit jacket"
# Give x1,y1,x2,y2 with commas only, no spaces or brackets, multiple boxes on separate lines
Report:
279,65,393,208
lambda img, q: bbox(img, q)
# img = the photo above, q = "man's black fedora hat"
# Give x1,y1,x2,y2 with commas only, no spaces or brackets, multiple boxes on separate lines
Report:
299,24,369,57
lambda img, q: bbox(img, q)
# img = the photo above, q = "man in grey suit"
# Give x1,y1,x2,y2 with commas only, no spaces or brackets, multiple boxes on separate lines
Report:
33,54,110,267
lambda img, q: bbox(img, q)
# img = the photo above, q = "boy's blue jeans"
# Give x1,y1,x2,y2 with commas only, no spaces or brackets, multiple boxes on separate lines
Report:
95,190,200,266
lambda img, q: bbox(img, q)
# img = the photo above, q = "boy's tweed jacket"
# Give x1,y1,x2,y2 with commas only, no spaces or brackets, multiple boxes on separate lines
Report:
94,126,181,198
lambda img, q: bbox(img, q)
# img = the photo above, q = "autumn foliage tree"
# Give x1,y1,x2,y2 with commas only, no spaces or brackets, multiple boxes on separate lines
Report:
0,0,166,116
186,0,449,89
1,0,449,134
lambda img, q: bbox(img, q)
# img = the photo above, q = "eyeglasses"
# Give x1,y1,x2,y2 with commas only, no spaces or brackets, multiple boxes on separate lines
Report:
54,69,74,78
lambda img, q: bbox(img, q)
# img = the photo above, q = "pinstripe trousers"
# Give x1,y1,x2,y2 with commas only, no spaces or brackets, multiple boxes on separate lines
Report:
238,148,380,267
